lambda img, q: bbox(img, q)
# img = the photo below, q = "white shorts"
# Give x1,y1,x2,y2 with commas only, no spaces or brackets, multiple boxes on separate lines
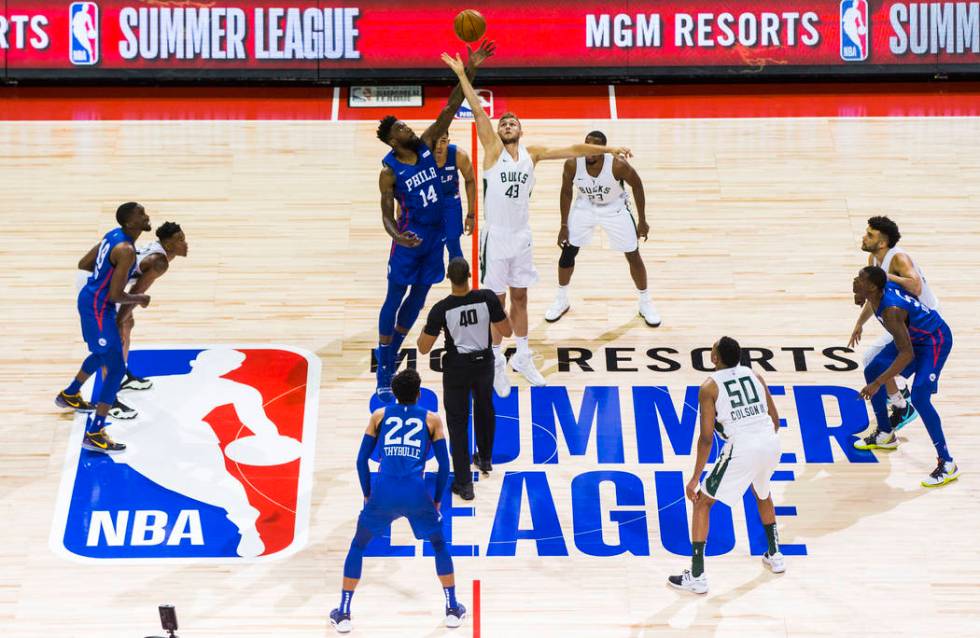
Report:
480,226,539,294
863,332,893,367
700,432,780,507
568,203,638,253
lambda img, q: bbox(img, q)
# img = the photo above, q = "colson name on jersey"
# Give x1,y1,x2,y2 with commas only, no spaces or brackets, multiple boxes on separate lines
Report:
498,171,529,185
731,403,767,420
405,167,438,191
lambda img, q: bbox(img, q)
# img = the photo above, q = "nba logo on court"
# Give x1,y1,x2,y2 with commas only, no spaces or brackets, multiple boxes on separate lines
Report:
69,2,100,66
51,346,321,562
840,0,869,62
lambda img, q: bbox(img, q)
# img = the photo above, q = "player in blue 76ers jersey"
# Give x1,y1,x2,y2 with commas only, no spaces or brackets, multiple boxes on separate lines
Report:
372,39,495,403
853,266,958,487
433,132,477,260
55,202,152,453
329,369,465,633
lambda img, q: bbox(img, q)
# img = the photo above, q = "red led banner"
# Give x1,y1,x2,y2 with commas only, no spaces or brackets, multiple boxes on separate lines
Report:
1,1,978,80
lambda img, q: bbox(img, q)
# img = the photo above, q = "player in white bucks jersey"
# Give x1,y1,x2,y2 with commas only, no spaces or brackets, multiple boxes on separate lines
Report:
545,130,660,327
443,52,632,395
849,216,938,432
668,337,786,594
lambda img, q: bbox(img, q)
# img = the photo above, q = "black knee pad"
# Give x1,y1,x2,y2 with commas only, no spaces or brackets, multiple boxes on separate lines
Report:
559,245,580,269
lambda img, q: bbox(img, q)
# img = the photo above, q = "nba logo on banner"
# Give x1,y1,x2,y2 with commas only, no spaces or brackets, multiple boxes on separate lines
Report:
840,0,869,62
455,89,494,120
51,346,321,562
69,2,100,65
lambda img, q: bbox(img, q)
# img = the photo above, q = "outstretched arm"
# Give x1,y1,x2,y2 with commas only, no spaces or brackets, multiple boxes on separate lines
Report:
527,143,632,164
442,51,503,166
422,40,496,147
614,158,648,241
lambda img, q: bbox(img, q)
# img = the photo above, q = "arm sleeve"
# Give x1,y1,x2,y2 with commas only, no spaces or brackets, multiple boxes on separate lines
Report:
356,434,378,498
486,290,507,322
432,438,450,504
423,301,444,337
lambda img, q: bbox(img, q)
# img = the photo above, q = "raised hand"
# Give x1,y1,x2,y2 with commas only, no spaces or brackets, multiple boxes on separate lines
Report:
441,52,466,77
611,146,633,159
467,39,496,68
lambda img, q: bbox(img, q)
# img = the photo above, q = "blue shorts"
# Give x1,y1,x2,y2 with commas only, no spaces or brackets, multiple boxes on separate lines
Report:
872,322,952,394
358,477,442,540
443,200,464,240
388,225,445,286
77,292,122,354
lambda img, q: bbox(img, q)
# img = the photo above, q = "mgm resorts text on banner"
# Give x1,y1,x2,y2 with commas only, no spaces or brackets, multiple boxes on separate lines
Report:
1,1,979,80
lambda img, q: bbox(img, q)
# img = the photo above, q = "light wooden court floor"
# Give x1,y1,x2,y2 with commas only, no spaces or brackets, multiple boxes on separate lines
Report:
0,116,978,637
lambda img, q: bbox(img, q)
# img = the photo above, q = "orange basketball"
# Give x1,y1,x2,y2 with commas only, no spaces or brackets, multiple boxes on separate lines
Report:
453,9,486,43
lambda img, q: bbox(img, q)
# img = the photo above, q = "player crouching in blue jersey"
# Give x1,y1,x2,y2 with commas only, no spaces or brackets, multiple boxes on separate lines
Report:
373,40,495,403
330,369,465,633
853,266,958,487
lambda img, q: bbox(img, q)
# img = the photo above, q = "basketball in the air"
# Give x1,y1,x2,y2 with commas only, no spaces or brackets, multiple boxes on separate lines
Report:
454,10,486,43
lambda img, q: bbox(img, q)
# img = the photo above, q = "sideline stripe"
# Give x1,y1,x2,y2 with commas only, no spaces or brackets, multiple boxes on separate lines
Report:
473,579,481,638
331,86,340,121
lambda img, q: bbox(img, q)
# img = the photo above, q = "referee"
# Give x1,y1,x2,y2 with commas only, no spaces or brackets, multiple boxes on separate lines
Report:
418,257,511,500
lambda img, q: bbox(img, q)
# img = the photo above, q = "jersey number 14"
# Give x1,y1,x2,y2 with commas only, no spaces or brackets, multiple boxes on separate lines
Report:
420,185,438,207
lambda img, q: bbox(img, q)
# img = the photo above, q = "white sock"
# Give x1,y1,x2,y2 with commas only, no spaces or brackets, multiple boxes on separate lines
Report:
516,336,530,356
888,392,907,409
638,288,651,302
493,344,502,360
557,284,569,300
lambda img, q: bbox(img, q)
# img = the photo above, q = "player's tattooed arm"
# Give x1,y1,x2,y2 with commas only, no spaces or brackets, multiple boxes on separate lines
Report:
107,243,150,307
441,50,503,168
77,242,100,271
528,144,632,163
614,158,648,241
688,379,718,502
457,148,477,234
379,166,421,248
557,160,575,247
888,252,923,298
860,308,914,399
423,39,496,147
